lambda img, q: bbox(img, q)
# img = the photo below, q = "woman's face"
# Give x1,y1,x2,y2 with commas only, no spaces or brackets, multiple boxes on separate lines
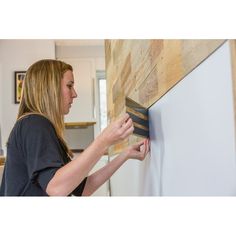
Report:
61,70,77,114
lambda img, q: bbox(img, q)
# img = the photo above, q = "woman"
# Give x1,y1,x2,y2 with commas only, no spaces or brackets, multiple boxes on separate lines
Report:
0,59,149,196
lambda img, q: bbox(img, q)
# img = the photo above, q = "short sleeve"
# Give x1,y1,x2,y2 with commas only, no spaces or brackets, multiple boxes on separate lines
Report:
21,115,65,192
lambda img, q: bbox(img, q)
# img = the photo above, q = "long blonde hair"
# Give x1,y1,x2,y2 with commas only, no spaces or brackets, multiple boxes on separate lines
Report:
17,59,73,157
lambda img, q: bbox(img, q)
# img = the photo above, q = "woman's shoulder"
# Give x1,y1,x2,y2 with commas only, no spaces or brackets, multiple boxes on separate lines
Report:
16,114,54,130
8,114,58,148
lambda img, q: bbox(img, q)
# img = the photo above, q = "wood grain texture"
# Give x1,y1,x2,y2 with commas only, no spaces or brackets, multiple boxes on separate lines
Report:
0,156,5,165
229,40,236,147
65,122,96,129
105,39,225,155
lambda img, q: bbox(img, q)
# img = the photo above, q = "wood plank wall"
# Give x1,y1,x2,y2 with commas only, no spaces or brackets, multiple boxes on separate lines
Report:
230,40,236,148
105,40,225,155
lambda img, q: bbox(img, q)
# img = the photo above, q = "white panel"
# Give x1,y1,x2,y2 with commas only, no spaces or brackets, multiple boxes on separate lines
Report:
110,41,236,196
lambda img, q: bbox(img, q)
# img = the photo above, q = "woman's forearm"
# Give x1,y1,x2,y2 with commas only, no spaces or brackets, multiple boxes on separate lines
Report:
82,152,128,196
46,135,108,196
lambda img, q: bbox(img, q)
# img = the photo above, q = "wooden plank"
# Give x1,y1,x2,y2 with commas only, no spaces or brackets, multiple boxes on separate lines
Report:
0,156,5,165
104,40,111,68
138,65,159,107
229,40,236,148
65,122,96,129
120,53,132,87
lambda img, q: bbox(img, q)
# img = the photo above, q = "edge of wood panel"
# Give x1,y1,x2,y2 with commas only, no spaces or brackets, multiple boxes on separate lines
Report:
229,40,236,149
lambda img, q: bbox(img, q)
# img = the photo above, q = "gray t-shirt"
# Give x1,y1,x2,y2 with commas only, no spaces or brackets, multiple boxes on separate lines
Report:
0,114,86,196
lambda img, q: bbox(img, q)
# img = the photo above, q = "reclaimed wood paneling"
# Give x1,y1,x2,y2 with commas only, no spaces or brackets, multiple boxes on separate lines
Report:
105,39,225,155
230,40,236,148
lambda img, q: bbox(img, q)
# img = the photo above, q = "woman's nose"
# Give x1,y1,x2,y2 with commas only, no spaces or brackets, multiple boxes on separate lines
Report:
72,88,77,98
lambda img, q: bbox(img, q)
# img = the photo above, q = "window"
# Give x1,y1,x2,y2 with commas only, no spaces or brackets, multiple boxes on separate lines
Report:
97,71,107,131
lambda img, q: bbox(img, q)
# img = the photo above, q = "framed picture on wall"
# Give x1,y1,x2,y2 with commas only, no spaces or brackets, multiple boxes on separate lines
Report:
14,71,26,104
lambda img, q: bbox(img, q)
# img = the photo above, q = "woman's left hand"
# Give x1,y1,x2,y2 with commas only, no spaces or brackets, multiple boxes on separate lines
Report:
124,138,150,161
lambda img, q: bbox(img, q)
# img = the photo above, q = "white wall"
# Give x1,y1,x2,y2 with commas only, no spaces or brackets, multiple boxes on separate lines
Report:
110,41,236,196
56,45,105,59
0,40,55,154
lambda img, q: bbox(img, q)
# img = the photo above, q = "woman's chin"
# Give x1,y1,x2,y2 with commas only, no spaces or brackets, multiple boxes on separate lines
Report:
63,109,70,115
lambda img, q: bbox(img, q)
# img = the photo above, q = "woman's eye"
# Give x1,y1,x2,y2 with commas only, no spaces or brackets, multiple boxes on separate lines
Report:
67,85,73,89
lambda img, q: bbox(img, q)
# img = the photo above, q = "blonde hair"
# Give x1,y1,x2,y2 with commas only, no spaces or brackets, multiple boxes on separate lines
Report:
17,59,73,157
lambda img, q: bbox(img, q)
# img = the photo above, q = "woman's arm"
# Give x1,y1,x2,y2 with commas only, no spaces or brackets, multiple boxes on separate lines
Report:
82,139,150,196
46,113,134,196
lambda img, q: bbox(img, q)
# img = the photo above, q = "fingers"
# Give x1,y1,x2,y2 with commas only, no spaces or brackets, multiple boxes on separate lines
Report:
139,139,149,160
143,139,150,156
121,124,134,139
117,117,133,140
121,117,133,131
118,113,130,126
124,138,150,161
133,139,147,149
138,139,150,156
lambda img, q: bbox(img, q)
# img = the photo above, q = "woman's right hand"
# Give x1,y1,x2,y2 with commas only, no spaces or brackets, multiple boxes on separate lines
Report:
99,113,134,147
